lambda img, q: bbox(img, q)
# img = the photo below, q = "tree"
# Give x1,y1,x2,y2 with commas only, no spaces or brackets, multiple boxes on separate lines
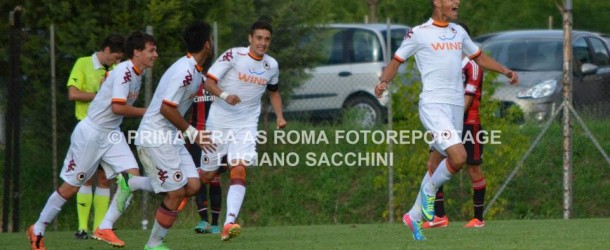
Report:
367,0,380,23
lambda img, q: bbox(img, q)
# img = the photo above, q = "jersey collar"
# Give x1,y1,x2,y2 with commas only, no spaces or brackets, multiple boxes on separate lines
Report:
247,47,263,61
429,18,449,28
92,52,104,70
187,53,203,72
129,60,142,76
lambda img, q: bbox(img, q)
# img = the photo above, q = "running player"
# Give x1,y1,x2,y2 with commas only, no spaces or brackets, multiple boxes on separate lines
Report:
198,19,287,241
374,0,518,241
188,81,226,235
66,34,124,239
27,31,158,250
133,21,215,250
422,22,487,229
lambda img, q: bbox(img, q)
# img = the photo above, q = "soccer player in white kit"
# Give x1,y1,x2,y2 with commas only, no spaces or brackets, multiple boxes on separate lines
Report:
134,21,215,250
27,31,158,250
198,19,287,241
374,0,518,241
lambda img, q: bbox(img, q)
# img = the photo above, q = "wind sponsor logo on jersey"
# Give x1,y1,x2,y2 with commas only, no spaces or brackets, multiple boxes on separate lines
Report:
431,41,462,51
432,26,461,50
248,68,265,75
439,26,458,41
238,72,268,85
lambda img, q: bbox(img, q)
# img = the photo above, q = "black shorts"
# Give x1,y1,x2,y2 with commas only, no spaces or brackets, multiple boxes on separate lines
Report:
186,143,227,174
462,124,484,165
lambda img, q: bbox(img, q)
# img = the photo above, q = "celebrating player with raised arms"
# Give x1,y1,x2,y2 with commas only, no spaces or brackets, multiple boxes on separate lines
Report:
374,0,518,241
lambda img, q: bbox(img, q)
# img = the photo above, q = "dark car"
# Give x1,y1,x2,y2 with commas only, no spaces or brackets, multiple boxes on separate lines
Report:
476,30,610,121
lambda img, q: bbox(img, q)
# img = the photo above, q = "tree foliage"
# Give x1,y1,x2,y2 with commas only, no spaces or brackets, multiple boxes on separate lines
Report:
0,0,610,228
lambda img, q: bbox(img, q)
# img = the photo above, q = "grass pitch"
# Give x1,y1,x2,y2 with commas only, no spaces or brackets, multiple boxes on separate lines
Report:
6,218,609,249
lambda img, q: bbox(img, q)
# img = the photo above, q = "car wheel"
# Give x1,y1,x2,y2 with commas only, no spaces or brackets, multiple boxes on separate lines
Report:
343,95,383,128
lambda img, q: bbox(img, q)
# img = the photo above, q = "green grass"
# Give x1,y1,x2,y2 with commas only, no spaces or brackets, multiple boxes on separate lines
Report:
7,219,609,249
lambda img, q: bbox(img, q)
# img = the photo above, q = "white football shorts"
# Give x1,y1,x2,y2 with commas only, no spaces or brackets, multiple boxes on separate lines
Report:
419,103,464,156
199,126,258,172
60,118,137,186
137,144,198,193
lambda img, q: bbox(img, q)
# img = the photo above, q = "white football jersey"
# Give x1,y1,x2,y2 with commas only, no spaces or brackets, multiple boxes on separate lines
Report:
87,60,143,129
395,18,480,106
206,47,279,129
136,55,204,147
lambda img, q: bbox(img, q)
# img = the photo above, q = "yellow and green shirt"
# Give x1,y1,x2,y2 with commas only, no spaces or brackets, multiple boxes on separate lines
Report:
66,53,115,120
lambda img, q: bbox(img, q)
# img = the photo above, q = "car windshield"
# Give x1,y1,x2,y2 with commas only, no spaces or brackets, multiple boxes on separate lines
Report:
482,38,563,71
381,28,408,56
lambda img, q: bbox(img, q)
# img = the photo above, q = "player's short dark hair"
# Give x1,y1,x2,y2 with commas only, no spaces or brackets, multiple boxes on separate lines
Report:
99,34,125,53
124,31,156,59
250,19,273,35
456,22,471,36
183,21,212,53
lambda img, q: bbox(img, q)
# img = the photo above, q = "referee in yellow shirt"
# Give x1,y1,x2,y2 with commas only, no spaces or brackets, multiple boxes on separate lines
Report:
66,34,124,239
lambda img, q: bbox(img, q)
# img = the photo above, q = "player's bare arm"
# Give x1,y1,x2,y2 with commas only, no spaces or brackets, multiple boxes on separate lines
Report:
111,102,146,117
375,59,401,98
268,90,287,129
203,77,241,105
159,102,216,153
464,95,474,111
68,86,96,102
474,53,519,84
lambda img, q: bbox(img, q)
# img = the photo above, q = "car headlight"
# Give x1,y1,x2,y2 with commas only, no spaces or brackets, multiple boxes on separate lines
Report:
517,80,557,99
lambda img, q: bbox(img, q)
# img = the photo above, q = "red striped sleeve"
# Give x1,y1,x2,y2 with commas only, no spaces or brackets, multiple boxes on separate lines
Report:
111,98,126,104
393,55,405,63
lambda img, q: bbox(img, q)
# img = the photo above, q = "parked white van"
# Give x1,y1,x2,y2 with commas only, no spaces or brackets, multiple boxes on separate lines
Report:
285,23,410,127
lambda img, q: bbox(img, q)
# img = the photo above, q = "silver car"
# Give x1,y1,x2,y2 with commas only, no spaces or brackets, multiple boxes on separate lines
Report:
285,23,410,127
476,30,610,121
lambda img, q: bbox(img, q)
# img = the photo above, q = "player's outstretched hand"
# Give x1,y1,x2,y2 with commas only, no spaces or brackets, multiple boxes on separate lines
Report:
276,117,287,129
506,70,519,85
225,95,241,105
196,130,217,153
374,82,387,98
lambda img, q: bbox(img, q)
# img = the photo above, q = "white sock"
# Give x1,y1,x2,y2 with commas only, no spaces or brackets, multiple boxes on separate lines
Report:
426,159,453,195
147,220,169,247
129,175,154,192
95,187,110,197
78,185,93,194
224,185,246,225
34,191,66,235
408,171,430,222
98,194,133,230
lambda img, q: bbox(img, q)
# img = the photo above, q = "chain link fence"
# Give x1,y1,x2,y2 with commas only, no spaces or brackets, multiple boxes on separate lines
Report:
3,16,610,233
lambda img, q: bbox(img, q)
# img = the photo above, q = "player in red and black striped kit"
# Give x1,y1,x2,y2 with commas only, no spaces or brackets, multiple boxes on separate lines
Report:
187,64,227,234
423,22,487,229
